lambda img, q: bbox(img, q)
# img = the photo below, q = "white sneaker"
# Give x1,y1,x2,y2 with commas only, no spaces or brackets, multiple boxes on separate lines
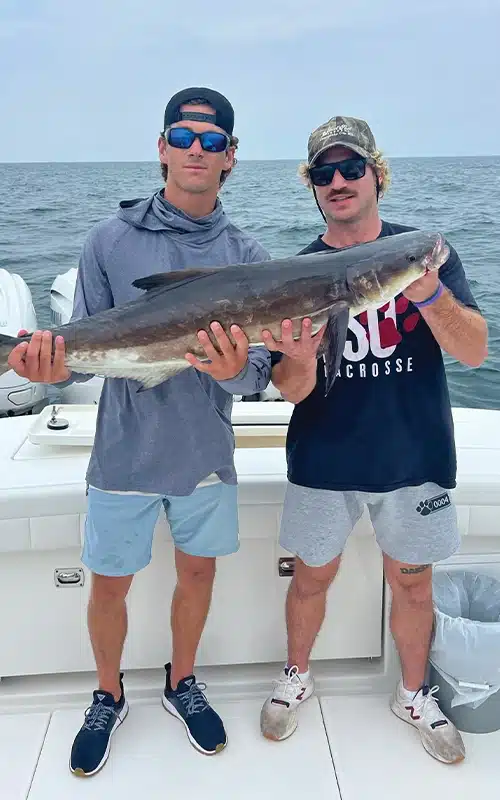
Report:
260,665,314,741
390,680,465,764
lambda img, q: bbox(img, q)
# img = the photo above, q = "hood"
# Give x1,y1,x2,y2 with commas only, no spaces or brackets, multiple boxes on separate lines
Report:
115,190,230,245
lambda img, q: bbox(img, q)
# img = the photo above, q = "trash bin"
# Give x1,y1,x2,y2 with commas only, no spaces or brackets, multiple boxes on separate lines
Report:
428,569,500,734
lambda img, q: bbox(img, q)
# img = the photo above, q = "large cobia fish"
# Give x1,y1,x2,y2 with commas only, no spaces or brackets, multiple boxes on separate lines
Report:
0,230,449,395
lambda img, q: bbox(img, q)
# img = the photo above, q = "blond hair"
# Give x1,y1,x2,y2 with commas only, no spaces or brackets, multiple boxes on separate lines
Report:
298,149,391,197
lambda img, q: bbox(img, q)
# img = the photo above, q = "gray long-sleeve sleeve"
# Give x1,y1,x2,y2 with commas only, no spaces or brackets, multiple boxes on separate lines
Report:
216,345,272,395
55,225,114,388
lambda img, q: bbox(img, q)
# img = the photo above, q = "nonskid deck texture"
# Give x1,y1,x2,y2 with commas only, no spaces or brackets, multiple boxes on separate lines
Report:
2,692,500,799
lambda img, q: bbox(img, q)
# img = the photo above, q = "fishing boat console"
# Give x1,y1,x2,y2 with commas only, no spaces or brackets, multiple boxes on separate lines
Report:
1,401,500,683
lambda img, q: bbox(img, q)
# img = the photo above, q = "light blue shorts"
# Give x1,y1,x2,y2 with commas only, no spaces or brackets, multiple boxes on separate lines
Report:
82,482,239,577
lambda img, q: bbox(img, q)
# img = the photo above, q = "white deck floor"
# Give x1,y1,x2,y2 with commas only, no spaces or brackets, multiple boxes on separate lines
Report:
2,692,499,799
322,694,500,799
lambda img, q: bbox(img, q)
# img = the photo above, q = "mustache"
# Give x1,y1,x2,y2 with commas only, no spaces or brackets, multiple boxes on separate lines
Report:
327,189,356,201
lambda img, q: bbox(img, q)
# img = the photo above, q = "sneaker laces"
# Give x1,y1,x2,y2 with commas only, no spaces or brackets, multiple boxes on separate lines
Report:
272,666,303,704
177,681,209,717
413,685,448,728
83,700,118,732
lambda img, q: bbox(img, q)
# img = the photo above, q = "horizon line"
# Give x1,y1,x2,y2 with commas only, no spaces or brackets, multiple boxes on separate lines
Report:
1,153,500,166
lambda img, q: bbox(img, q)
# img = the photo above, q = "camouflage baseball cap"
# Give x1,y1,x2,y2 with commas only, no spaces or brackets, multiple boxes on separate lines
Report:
307,116,377,166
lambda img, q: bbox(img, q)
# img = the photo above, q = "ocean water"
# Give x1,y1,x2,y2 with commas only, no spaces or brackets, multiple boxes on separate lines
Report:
0,157,499,409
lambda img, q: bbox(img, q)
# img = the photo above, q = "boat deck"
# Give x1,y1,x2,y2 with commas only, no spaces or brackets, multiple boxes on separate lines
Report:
3,690,499,799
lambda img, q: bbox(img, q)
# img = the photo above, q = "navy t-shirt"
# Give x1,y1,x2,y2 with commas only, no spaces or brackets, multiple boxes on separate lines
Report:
273,220,481,493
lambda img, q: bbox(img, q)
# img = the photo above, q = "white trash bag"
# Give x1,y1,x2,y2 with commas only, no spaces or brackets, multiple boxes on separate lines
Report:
429,570,500,709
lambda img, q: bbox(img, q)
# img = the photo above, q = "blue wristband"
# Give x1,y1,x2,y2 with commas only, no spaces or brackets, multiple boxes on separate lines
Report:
412,280,444,309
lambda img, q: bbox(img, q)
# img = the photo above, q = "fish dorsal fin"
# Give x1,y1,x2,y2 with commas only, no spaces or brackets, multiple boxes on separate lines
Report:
132,268,221,292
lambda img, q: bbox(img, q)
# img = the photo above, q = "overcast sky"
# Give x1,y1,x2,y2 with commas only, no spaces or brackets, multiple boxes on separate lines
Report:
1,0,498,162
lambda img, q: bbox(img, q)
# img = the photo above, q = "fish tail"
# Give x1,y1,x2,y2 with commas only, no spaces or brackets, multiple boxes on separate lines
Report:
0,333,23,375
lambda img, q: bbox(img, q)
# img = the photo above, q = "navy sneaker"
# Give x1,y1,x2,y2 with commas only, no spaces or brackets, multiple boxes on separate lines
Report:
70,673,129,777
162,662,227,755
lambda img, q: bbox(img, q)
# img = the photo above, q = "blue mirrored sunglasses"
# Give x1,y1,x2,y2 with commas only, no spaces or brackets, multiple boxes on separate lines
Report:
166,127,230,153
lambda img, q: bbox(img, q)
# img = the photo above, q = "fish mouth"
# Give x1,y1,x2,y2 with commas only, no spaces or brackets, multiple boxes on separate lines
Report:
424,233,450,273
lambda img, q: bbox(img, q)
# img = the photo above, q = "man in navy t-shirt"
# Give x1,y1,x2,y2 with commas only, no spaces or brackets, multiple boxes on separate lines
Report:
259,116,488,764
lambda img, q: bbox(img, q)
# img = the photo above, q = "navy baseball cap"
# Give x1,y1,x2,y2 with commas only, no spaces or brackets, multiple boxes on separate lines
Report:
163,87,234,136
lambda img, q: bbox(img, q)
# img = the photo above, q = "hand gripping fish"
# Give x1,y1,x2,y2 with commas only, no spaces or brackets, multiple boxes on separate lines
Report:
0,230,449,395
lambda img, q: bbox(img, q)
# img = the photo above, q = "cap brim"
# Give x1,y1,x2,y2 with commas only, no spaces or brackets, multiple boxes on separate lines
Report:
309,140,372,165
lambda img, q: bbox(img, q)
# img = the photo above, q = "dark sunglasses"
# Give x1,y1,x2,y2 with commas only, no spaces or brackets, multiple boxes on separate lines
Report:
309,156,367,186
166,127,230,153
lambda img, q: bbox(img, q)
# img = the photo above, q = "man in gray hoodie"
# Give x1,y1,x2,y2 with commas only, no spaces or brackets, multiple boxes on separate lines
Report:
8,86,272,776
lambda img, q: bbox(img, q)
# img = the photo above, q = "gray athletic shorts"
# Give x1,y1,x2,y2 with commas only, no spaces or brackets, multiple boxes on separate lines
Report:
279,481,460,567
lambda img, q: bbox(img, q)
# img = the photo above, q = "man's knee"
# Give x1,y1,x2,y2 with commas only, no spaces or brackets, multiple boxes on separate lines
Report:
383,554,433,605
90,572,134,607
175,550,216,587
291,555,341,600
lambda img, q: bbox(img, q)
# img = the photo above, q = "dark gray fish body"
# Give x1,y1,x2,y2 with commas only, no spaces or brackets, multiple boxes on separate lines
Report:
0,230,449,394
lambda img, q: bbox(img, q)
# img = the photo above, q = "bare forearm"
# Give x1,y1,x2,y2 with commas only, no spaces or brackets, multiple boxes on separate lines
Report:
272,355,317,403
420,287,488,367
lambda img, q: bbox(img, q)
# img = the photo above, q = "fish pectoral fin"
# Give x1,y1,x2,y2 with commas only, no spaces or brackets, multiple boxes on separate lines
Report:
318,302,350,396
132,268,222,292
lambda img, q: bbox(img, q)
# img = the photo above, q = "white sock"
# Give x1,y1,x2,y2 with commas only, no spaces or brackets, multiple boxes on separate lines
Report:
401,682,420,698
286,664,310,681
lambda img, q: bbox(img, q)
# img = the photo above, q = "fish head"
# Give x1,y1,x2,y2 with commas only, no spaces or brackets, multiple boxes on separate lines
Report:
346,230,450,311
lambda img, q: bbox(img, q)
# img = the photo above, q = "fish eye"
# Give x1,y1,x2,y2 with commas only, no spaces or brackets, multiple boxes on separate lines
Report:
406,254,417,263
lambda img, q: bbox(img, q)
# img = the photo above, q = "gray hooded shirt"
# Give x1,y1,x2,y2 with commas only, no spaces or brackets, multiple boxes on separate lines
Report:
62,190,273,495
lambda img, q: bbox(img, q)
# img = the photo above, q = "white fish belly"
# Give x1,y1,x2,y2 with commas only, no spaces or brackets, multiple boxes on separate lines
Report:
66,344,191,389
